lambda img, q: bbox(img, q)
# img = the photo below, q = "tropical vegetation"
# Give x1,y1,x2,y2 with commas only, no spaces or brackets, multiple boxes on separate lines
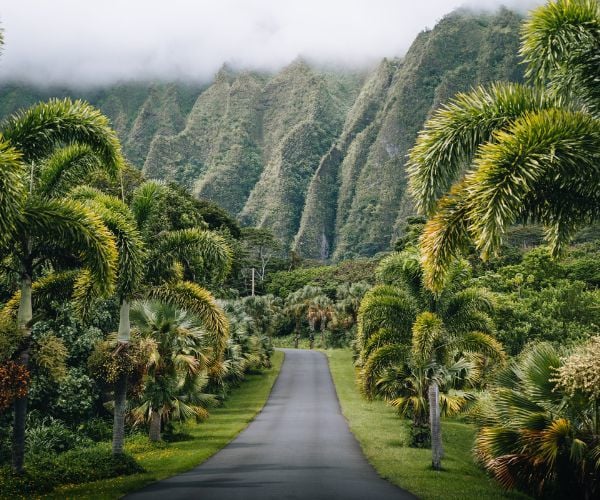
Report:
1,0,599,498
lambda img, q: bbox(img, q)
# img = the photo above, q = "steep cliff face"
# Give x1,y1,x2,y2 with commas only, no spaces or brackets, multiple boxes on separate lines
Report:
0,8,523,260
297,8,524,260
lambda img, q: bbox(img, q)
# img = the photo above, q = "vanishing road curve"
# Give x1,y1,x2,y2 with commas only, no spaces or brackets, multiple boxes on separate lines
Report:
127,348,414,500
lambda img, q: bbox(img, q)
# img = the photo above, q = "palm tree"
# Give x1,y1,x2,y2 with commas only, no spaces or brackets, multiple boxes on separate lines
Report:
357,249,504,469
307,295,334,348
71,181,232,453
376,361,475,447
130,300,217,442
0,99,124,472
407,0,600,290
474,340,600,498
285,285,323,348
336,282,370,328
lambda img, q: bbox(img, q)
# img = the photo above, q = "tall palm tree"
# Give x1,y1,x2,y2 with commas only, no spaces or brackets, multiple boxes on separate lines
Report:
357,249,504,469
0,99,124,472
130,300,217,442
407,0,600,290
71,181,232,454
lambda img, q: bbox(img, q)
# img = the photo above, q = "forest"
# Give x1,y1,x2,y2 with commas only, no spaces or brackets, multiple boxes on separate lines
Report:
1,0,599,499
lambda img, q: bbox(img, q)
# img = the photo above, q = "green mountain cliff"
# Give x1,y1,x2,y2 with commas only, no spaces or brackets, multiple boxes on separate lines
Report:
0,8,523,260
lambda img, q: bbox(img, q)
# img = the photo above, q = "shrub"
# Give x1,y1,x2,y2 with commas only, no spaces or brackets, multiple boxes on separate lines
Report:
25,416,92,455
0,445,144,496
78,417,113,442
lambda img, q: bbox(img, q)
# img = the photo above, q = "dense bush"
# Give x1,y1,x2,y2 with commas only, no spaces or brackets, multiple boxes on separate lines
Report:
25,415,92,455
0,446,143,496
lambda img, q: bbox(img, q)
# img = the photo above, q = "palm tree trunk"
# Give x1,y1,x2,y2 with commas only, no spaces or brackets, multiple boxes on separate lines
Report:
294,319,300,348
149,409,161,442
429,381,443,470
12,272,32,473
112,373,128,455
112,299,130,455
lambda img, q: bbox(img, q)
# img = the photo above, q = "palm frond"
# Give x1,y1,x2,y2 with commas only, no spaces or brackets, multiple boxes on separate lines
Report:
131,180,165,230
1,98,124,170
36,144,103,198
149,281,229,357
407,83,551,214
0,139,25,242
20,198,118,295
411,311,444,364
521,0,600,113
153,228,232,283
360,344,409,398
0,271,79,320
69,189,145,300
467,108,600,260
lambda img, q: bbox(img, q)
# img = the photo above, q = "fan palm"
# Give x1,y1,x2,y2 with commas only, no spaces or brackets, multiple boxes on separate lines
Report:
407,0,600,291
306,295,334,348
0,99,124,472
285,285,323,348
357,249,504,469
377,361,475,447
130,300,217,441
474,341,600,498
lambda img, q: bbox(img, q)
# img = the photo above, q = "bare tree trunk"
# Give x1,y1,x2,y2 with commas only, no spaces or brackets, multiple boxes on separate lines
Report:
112,300,130,455
12,273,32,473
149,409,161,442
429,381,443,470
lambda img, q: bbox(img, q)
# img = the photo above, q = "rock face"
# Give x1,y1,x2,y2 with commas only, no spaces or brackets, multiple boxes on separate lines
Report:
0,8,523,260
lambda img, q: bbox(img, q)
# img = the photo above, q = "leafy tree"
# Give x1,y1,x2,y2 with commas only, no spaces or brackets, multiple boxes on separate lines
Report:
357,249,504,468
474,340,600,498
407,0,600,290
0,99,125,472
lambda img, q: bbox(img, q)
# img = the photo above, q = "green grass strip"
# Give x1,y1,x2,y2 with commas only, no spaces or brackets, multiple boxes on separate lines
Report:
46,350,284,499
325,349,529,500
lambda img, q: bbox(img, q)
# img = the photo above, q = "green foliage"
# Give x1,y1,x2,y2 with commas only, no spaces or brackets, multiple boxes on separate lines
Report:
0,446,143,496
408,0,600,290
266,257,378,298
474,341,600,498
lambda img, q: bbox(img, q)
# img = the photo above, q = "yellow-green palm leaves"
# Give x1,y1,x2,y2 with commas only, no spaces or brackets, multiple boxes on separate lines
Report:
408,0,600,291
474,341,600,498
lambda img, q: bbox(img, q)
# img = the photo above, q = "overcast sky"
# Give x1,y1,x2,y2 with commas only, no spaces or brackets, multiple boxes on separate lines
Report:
0,0,545,86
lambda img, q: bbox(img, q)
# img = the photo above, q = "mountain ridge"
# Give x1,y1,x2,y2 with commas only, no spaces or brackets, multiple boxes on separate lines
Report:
0,7,524,260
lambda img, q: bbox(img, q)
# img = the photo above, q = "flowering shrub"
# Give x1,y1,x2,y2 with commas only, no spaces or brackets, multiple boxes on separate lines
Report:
0,361,29,411
554,336,600,399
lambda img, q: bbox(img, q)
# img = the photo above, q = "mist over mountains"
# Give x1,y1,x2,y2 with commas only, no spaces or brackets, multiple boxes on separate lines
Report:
0,7,526,260
0,0,542,85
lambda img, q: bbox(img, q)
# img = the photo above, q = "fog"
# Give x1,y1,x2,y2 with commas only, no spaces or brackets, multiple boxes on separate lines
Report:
0,0,545,86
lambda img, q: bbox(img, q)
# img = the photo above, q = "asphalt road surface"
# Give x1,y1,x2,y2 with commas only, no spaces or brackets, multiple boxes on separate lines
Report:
127,348,414,500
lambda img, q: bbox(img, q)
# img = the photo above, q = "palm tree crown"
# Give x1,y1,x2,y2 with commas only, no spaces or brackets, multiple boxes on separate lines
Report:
407,0,600,290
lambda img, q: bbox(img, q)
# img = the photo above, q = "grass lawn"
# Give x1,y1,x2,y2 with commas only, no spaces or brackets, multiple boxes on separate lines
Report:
325,349,529,500
45,350,284,499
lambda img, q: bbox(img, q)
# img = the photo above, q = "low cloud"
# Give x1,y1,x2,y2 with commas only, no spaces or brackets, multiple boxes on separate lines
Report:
0,0,544,86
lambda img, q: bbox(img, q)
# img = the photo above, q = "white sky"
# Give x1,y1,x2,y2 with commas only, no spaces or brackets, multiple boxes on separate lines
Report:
0,0,545,86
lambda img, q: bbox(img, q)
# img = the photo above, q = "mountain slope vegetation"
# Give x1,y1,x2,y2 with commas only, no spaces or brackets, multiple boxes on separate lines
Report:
0,8,524,259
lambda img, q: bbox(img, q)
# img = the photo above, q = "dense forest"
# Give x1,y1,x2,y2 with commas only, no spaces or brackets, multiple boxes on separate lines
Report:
1,0,599,498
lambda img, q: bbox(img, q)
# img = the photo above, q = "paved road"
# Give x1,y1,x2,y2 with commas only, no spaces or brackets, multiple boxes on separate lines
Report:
127,349,413,500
